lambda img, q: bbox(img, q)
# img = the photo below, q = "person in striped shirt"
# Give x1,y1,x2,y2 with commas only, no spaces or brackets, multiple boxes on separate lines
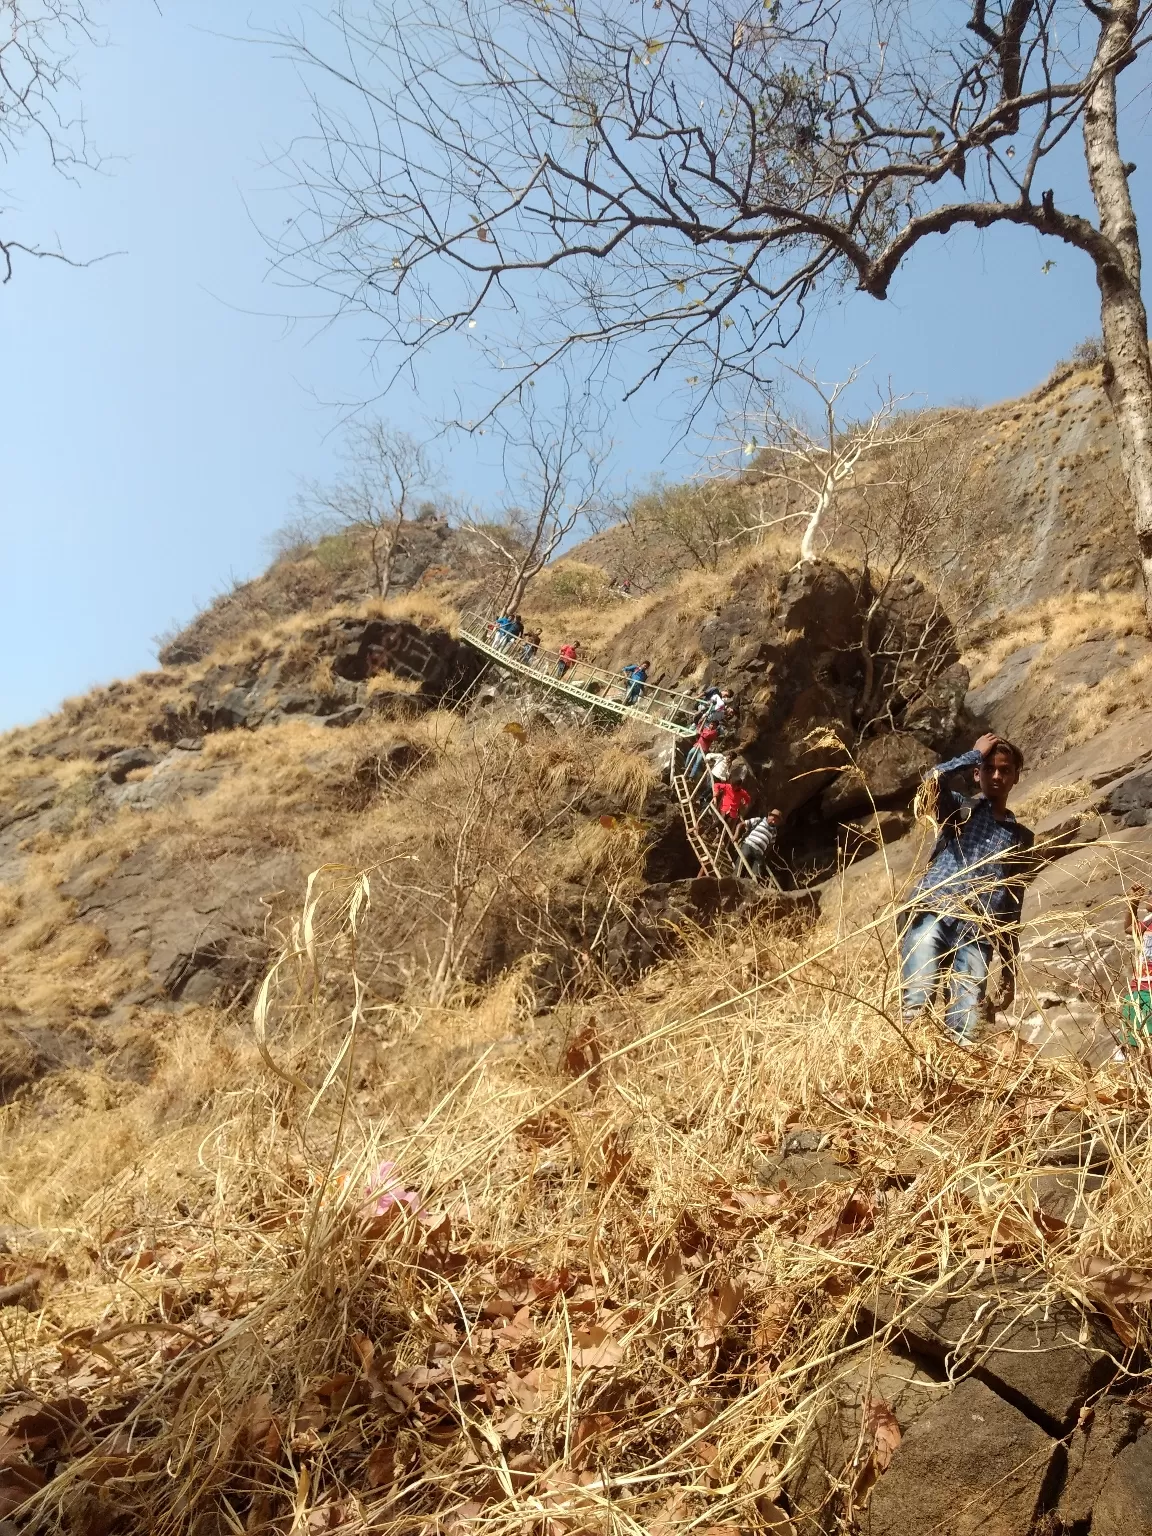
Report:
738,808,783,881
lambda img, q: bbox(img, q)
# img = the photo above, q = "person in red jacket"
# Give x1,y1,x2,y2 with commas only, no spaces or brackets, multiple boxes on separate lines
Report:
714,778,751,828
556,641,579,678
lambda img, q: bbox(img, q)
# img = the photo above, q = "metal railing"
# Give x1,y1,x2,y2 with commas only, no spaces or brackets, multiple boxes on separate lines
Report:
457,611,699,736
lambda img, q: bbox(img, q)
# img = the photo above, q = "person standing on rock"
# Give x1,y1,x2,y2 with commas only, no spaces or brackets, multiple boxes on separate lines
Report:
900,733,1034,1045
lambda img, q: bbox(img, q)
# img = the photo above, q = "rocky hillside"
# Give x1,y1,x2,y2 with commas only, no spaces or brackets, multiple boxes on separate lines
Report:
578,357,1136,614
3,359,1152,1535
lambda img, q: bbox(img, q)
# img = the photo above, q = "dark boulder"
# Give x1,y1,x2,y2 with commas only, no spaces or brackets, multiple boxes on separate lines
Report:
862,1377,1060,1536
821,733,938,818
860,1267,1120,1434
605,559,963,823
103,747,160,784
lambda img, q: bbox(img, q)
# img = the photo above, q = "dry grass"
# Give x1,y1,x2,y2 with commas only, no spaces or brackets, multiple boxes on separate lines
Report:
1014,777,1096,824
3,858,1152,1535
963,590,1152,754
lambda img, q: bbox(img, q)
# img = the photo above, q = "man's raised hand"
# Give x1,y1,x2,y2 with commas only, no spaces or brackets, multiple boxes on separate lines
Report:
974,732,1000,758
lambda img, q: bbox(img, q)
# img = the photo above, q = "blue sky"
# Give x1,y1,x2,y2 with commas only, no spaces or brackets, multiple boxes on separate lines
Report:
0,2,1142,730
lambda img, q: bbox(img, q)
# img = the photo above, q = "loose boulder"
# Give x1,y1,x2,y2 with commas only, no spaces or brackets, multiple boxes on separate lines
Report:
862,1377,1059,1536
820,733,938,818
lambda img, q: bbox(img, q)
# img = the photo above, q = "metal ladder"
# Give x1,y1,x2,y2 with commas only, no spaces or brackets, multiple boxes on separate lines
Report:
672,760,782,887
671,771,723,877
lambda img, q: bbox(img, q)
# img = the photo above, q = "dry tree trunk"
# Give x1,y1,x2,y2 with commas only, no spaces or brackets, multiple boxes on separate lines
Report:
1084,1,1152,626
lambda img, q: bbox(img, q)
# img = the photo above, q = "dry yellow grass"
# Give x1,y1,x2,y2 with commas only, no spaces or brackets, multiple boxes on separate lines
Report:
3,856,1152,1535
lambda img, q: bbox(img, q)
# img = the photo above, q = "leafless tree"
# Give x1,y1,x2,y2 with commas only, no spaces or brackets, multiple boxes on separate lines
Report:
621,475,749,573
458,388,610,610
735,366,916,561
0,2,103,282
272,0,1152,621
301,421,439,599
840,420,989,735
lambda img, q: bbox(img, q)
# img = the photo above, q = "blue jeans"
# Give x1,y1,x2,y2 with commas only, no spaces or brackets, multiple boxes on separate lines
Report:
900,912,992,1043
624,682,644,707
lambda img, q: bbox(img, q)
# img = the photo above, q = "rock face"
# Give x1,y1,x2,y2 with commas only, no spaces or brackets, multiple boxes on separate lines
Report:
605,560,974,832
861,1268,1119,1434
862,1377,1059,1536
59,843,300,1011
821,732,939,818
155,617,486,741
1092,1435,1152,1536
782,1261,1150,1536
1057,1399,1146,1530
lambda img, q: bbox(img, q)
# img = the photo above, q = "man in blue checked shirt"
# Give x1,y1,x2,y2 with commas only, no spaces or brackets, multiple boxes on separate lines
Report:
901,732,1035,1044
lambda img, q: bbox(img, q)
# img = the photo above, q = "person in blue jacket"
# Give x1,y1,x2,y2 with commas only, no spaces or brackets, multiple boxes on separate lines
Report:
621,659,650,707
901,732,1035,1044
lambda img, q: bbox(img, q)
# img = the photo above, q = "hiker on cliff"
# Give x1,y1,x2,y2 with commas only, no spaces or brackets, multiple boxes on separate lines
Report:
714,775,752,831
693,686,724,730
556,641,579,679
693,747,730,808
621,659,650,708
738,808,784,881
492,613,516,651
900,732,1034,1045
520,629,541,664
684,720,720,780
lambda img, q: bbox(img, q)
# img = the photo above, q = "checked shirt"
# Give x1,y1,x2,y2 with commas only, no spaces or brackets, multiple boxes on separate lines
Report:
909,748,1036,947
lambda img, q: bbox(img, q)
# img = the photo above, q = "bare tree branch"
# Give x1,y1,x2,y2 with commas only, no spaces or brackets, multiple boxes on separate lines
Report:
457,383,611,609
300,421,440,599
268,0,1152,622
0,1,104,281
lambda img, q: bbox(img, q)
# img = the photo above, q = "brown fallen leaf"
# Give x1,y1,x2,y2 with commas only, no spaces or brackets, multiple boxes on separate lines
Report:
866,1396,901,1472
481,1296,518,1320
0,1462,46,1518
572,1412,615,1466
695,1275,746,1347
571,1326,623,1369
759,1499,796,1534
1076,1255,1152,1305
366,1443,396,1489
565,1023,602,1085
809,1192,874,1249
600,1128,632,1188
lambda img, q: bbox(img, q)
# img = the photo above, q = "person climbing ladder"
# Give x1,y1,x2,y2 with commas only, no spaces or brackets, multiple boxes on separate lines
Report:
738,808,784,881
